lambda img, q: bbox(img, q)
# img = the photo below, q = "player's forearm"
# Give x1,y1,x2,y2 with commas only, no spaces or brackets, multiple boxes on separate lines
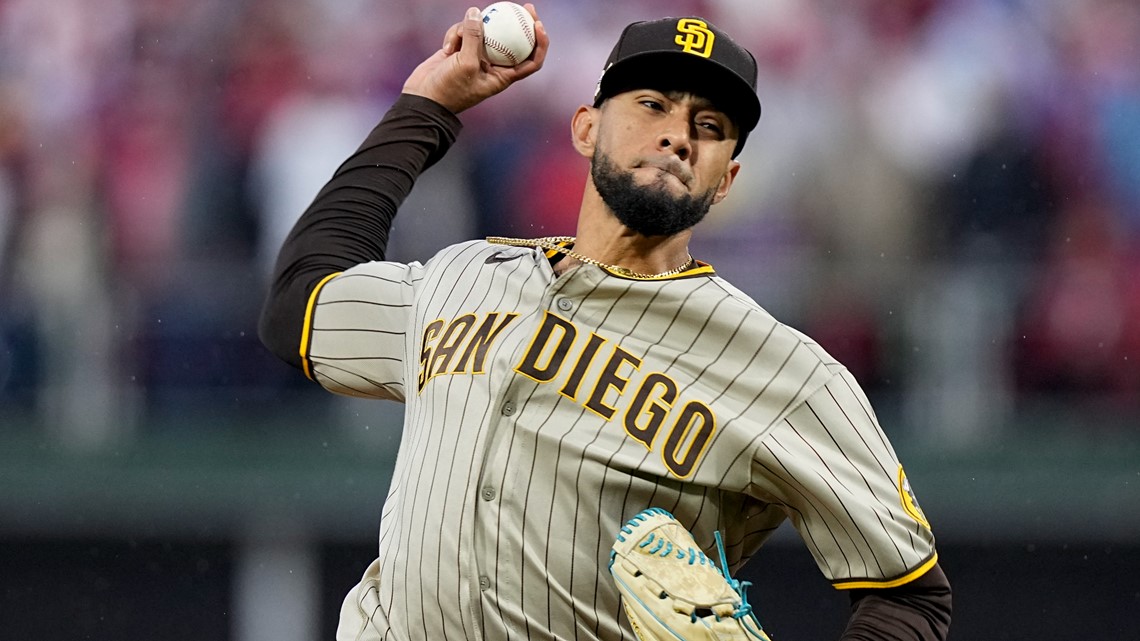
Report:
840,562,952,641
258,93,462,368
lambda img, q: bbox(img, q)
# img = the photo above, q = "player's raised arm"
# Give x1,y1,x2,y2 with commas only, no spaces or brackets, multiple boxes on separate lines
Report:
257,4,547,370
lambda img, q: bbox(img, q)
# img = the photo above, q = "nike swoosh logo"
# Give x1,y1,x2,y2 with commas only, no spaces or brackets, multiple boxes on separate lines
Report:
485,251,525,265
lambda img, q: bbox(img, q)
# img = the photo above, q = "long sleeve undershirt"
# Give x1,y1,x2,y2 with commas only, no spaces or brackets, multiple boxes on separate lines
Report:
258,93,461,368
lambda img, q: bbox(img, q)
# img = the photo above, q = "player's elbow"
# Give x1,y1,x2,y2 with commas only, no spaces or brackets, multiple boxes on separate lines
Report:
258,290,305,371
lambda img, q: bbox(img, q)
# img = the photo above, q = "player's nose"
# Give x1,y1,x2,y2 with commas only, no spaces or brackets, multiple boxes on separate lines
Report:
655,117,692,161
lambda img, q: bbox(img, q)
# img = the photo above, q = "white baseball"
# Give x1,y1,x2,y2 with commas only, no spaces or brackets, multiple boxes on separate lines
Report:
480,2,536,67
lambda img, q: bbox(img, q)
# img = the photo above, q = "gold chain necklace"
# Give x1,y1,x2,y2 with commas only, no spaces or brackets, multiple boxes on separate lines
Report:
487,236,694,279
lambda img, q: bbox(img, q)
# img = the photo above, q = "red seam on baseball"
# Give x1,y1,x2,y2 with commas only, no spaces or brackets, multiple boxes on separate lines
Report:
485,38,519,65
510,5,536,46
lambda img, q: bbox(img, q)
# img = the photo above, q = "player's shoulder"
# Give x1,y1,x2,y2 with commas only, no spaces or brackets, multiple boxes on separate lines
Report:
411,239,542,283
704,275,776,317
431,238,494,259
408,238,516,271
333,239,503,280
427,239,531,262
707,275,843,371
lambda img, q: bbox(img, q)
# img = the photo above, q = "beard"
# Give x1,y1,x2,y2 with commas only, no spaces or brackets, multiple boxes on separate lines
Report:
590,150,717,237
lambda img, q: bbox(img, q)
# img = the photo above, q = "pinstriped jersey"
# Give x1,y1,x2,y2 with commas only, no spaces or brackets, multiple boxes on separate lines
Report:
305,239,937,641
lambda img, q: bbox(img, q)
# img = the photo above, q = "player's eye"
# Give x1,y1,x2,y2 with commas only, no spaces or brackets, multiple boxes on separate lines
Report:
639,99,665,111
696,121,724,138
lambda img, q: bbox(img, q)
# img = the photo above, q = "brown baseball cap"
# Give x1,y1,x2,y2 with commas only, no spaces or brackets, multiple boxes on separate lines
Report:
593,17,761,157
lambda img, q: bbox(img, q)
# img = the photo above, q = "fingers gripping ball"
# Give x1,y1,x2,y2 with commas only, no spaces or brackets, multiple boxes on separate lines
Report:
609,508,773,641
480,2,536,67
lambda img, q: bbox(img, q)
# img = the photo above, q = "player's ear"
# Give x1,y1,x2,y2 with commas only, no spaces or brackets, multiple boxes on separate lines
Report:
570,105,598,159
710,160,741,205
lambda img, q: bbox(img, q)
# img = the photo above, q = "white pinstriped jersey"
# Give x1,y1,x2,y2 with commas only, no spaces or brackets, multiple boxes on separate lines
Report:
304,239,937,641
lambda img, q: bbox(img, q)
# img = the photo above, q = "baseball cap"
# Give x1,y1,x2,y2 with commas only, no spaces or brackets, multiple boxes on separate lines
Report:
593,17,761,157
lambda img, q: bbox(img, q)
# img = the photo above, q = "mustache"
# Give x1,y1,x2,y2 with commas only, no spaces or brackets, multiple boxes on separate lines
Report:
635,157,693,186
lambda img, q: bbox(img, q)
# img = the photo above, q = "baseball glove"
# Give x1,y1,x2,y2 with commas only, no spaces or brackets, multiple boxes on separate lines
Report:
609,508,772,641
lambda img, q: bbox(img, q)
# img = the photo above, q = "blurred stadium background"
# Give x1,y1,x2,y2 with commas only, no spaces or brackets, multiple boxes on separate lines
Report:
1,0,1138,639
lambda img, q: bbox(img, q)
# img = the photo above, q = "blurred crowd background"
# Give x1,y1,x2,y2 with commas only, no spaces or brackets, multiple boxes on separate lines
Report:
2,0,1139,441
1,0,1138,639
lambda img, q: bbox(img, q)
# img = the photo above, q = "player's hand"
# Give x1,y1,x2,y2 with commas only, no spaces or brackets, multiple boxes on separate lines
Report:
403,4,548,114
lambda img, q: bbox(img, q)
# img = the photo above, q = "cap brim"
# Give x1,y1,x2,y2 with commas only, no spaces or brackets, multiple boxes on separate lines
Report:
594,51,761,136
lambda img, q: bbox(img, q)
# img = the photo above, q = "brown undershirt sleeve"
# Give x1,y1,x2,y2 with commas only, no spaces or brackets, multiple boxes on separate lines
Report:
257,93,461,369
841,562,952,641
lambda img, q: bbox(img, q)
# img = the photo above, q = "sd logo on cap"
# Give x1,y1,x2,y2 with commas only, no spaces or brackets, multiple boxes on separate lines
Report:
592,16,762,158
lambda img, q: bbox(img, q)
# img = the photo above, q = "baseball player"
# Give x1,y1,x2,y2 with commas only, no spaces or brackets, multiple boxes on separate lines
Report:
259,5,951,641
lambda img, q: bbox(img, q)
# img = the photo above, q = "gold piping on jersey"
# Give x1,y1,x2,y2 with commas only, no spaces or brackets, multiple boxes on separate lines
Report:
541,237,574,260
487,236,715,280
897,466,932,530
831,552,940,590
300,272,341,381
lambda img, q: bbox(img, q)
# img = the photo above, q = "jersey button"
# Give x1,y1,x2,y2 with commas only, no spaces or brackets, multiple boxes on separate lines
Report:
481,486,497,501
502,401,516,416
479,576,491,591
556,297,574,312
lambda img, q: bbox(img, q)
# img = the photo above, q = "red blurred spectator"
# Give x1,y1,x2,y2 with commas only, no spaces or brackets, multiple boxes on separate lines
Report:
1014,199,1139,407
